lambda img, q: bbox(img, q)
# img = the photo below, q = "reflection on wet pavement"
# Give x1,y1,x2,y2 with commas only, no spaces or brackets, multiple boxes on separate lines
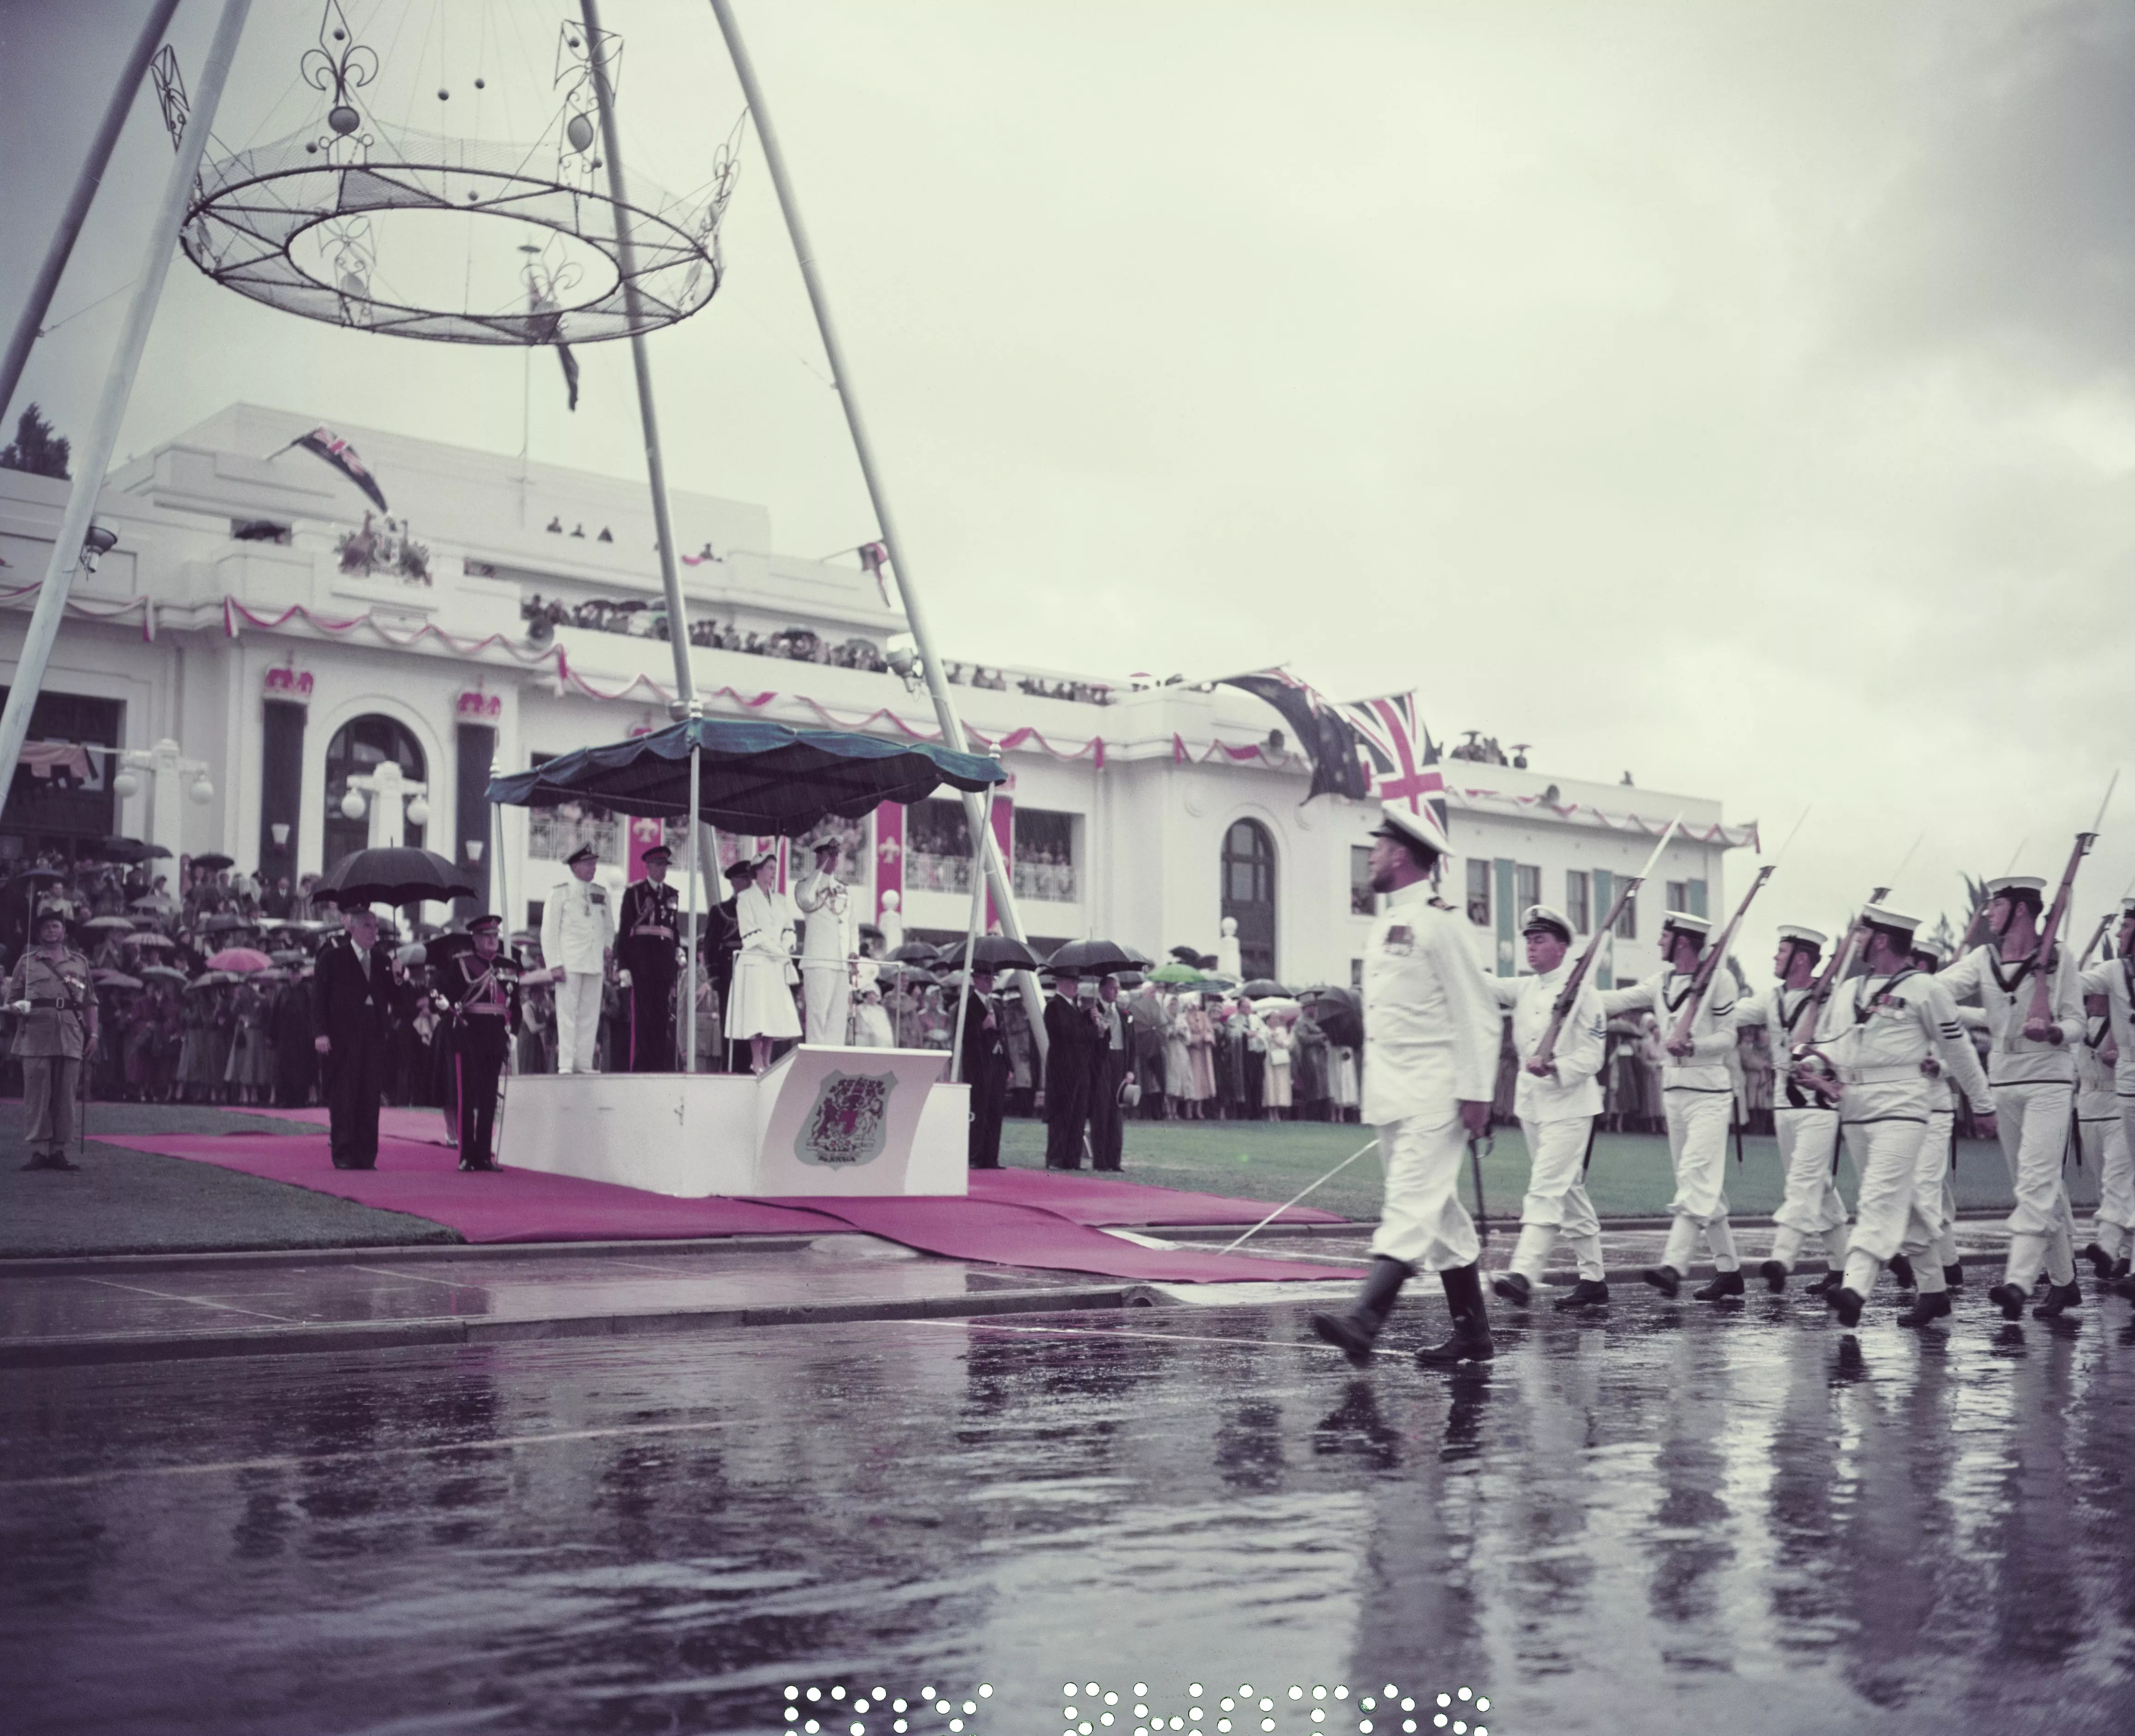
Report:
2,1287,2132,1734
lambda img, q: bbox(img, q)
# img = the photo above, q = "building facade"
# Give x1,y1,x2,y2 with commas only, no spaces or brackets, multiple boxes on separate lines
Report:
0,404,1755,986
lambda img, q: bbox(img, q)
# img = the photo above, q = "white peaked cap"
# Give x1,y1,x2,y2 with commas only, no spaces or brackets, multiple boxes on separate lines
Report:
1521,903,1574,940
2120,897,2135,917
1777,925,1828,948
1859,903,1922,938
1661,910,1712,938
1371,800,1453,858
1985,875,2048,898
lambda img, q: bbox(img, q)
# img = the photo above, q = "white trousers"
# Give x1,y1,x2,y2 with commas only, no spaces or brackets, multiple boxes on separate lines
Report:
802,962,852,1046
1767,1106,1848,1269
1369,1113,1478,1275
554,971,604,1074
1659,1088,1738,1273
1511,1114,1604,1282
2079,1107,2135,1257
1993,1078,2077,1288
1923,1108,1962,1269
1839,1112,1949,1299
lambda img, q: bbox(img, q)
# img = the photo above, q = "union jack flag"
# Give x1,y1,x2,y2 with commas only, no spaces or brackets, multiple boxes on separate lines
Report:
1341,690,1447,826
275,426,388,514
1218,668,1371,801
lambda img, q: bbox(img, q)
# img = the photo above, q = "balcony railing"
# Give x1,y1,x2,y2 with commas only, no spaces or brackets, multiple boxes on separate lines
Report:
904,852,1080,903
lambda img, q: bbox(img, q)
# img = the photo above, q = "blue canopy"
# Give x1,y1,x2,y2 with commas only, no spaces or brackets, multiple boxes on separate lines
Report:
484,716,1005,836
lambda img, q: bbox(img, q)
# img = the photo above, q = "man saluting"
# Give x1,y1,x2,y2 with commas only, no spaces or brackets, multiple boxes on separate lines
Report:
1310,803,1501,1368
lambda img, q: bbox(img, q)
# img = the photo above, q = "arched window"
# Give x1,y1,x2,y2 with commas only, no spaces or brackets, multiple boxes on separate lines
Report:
1221,819,1277,981
323,715,426,873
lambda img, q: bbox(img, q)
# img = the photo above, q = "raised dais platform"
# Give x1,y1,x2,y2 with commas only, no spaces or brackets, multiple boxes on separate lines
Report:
499,1046,970,1198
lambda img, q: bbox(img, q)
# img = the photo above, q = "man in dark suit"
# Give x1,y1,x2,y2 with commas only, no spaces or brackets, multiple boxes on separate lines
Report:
1088,973,1130,1171
960,967,1010,1168
1043,970,1103,1170
616,844,680,1071
311,905,396,1170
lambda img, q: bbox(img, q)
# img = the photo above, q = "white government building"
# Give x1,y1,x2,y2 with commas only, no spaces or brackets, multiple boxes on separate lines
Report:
0,403,1757,989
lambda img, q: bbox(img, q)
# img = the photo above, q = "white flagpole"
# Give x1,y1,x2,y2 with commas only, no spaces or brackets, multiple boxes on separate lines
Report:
704,0,1047,1061
0,0,253,826
949,760,1000,1084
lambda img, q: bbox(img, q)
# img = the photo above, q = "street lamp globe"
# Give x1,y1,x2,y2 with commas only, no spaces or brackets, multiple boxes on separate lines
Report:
190,778,215,805
112,769,141,799
406,795,430,827
341,789,367,821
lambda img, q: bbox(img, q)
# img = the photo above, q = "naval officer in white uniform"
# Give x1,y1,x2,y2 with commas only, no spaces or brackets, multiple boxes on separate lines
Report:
1797,904,1993,1328
2077,896,2135,1293
793,838,856,1046
1733,924,1849,1293
1309,803,1501,1368
1939,874,2086,1319
540,842,614,1074
1483,903,1610,1311
1601,909,1744,1300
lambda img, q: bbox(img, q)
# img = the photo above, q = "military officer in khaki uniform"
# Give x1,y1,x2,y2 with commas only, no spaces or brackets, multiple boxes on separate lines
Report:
5,905,98,1171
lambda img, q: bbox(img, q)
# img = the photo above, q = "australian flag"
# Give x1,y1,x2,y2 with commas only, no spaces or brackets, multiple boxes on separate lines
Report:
1340,690,1448,831
1219,668,1371,802
280,427,388,514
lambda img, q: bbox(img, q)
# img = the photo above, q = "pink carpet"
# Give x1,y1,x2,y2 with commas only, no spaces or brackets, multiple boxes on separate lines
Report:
98,1127,1362,1283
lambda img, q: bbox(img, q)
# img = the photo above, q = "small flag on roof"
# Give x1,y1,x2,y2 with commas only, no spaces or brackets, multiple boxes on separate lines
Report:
275,426,387,514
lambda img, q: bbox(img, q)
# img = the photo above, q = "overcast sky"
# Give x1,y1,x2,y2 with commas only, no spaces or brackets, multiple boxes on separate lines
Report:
2,0,2131,965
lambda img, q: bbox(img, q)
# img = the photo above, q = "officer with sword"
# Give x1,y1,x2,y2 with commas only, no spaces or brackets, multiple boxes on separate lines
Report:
437,914,521,1172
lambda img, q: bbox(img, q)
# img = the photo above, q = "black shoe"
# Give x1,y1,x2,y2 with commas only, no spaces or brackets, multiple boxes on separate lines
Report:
1552,1279,1610,1310
2081,1241,2116,1278
1642,1264,1681,1299
1826,1285,1865,1328
2114,1274,2135,1304
1759,1259,1789,1294
1987,1282,2028,1321
458,1156,496,1172
1693,1269,1745,1302
1887,1253,1915,1290
1943,1263,1965,1288
1309,1256,1411,1368
2031,1281,2082,1320
1490,1272,1533,1308
1896,1289,1952,1329
1416,1263,1494,1366
1804,1269,1843,1298
2111,1257,2132,1283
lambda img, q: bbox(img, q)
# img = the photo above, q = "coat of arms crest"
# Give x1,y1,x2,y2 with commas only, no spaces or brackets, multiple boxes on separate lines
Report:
795,1071,895,1166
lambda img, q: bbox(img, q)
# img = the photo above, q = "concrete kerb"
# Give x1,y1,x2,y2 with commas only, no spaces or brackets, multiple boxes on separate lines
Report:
0,1282,1146,1370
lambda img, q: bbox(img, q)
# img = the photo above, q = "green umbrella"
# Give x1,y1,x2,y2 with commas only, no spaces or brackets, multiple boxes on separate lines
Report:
1148,961,1204,985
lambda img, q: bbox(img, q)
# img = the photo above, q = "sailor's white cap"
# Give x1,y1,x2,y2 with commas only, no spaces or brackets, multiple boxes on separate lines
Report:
1986,875,2048,899
1521,903,1574,941
1859,903,1921,939
2119,897,2135,918
1369,800,1452,859
1661,909,1712,939
1777,925,1828,949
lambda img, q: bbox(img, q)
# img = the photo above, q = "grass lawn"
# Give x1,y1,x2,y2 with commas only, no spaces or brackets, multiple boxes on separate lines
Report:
997,1115,2075,1223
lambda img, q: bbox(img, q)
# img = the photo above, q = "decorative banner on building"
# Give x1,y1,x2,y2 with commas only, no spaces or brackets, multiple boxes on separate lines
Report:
1219,667,1371,802
873,803,904,928
624,814,665,883
986,783,1014,931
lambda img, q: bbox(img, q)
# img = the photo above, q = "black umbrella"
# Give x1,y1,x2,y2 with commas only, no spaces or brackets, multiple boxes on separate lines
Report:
943,934,1041,972
1241,977,1289,1000
886,941,941,964
198,913,247,933
192,852,234,872
1047,938,1140,976
95,837,171,863
1296,984,1364,1050
10,867,64,885
315,847,477,908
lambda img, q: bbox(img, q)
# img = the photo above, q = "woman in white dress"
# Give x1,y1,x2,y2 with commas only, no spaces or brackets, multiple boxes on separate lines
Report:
729,856,801,1072
1263,1011,1295,1118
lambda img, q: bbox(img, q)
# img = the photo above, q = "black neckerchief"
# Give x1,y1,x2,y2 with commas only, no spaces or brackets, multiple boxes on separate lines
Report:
1988,940,2051,996
1852,968,1917,1025
1662,971,1699,1015
1777,984,1811,1038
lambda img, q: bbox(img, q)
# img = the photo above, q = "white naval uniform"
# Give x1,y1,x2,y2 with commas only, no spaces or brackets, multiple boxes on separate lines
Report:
2079,955,2135,1264
1920,1054,1962,1274
1484,959,1607,1284
1807,967,1992,1300
1601,964,1742,1276
1734,984,1846,1272
1360,880,1502,1275
2074,1007,2134,1262
793,869,854,1046
1940,940,2084,1290
728,884,802,1041
540,874,615,1074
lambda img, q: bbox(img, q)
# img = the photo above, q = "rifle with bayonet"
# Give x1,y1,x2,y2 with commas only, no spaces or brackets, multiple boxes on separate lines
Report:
1663,862,1774,1054
1530,816,1681,1074
2023,771,2116,1040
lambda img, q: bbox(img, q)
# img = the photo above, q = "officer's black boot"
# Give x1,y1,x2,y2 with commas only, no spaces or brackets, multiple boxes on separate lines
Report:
1552,1278,1610,1310
1692,1268,1746,1302
1896,1289,1952,1329
1416,1263,1494,1366
1309,1256,1411,1367
2031,1280,2083,1320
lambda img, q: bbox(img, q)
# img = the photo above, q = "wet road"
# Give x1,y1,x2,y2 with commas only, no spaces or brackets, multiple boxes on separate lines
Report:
4,1286,2134,1735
